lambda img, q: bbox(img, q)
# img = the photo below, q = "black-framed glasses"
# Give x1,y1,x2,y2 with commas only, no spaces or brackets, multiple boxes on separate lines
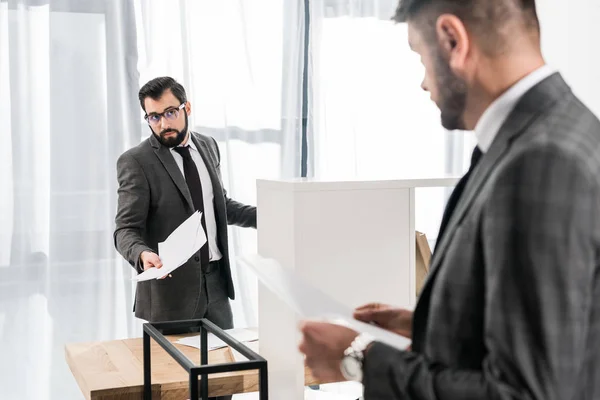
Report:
144,103,185,126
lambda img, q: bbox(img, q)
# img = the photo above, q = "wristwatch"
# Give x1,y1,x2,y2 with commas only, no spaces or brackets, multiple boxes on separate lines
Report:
340,333,374,382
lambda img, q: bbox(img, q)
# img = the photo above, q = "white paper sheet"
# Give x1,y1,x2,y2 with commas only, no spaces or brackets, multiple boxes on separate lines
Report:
133,211,206,282
237,254,411,351
175,328,259,351
230,340,260,362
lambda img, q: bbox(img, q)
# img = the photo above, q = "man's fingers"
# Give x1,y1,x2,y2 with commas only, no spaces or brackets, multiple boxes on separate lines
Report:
298,323,315,355
145,255,163,269
355,308,399,327
299,320,319,338
354,311,387,326
354,303,389,314
143,255,166,273
298,337,307,354
298,321,325,348
150,255,163,268
300,320,325,332
354,302,382,312
354,305,385,320
144,262,158,270
353,309,375,322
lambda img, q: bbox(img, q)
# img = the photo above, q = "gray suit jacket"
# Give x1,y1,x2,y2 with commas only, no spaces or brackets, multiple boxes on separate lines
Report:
363,74,600,399
114,131,256,322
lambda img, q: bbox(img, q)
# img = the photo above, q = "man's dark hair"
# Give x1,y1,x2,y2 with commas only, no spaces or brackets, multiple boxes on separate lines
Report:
393,0,540,52
138,76,187,112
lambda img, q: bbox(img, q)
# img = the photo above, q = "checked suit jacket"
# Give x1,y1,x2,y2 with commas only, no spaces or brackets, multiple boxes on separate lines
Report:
363,73,600,400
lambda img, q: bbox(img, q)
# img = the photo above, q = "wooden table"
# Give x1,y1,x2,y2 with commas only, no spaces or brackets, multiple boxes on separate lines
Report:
65,334,321,399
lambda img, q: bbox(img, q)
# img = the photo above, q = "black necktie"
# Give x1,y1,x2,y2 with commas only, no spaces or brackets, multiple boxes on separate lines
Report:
435,146,483,251
173,145,210,266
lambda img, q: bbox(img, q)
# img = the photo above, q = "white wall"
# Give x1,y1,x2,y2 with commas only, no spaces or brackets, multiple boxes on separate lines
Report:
537,0,600,116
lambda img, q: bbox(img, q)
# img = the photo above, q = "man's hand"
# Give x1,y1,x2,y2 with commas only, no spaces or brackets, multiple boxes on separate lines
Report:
354,303,413,338
298,321,358,382
140,251,170,279
140,251,162,270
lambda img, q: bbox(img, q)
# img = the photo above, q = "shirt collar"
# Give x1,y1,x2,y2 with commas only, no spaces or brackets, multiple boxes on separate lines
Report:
185,134,198,152
171,132,197,152
474,65,556,152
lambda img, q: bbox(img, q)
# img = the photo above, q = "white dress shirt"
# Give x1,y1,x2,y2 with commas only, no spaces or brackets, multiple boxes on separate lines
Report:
170,137,223,261
474,65,557,152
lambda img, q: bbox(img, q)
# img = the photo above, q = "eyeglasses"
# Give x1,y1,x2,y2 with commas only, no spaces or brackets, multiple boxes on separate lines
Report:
144,103,185,126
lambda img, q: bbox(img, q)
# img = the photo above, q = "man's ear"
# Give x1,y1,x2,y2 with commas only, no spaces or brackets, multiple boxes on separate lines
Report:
185,101,191,116
436,14,470,73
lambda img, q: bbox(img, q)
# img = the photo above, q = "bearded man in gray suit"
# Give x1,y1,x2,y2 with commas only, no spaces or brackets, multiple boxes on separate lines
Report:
299,1,600,399
114,77,256,328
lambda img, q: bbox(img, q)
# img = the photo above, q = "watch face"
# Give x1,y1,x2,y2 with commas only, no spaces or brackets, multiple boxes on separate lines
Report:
341,356,363,382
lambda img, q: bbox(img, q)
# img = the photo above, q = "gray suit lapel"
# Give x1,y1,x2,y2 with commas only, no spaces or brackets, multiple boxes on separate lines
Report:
422,73,570,290
150,134,195,211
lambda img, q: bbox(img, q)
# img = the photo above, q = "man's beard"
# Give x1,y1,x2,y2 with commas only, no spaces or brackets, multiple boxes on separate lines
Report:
152,114,189,147
433,49,468,131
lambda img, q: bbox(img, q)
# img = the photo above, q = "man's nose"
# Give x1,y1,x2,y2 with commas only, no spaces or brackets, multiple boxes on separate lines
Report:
160,116,171,130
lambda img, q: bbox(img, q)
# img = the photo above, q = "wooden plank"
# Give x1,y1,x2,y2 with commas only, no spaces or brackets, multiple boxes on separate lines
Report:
415,231,432,297
65,339,161,399
66,335,322,399
65,342,94,400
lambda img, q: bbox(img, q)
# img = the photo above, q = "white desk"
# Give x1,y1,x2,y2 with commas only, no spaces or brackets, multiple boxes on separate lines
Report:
256,177,458,399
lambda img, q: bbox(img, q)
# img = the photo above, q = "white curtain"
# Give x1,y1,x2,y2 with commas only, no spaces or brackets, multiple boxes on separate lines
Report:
0,0,140,266
133,0,305,327
0,0,140,398
1,0,303,398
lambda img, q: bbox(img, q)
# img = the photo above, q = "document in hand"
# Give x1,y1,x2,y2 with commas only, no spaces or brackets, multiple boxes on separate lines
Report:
237,254,411,351
133,211,207,282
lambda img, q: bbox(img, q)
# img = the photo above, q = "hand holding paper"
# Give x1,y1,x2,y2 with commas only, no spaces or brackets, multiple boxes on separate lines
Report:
237,254,411,350
133,211,207,282
353,303,413,339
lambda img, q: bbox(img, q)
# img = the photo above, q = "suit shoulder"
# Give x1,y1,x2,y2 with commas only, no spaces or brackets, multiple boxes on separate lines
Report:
118,138,153,163
191,131,221,163
542,95,600,158
514,97,600,180
192,131,218,148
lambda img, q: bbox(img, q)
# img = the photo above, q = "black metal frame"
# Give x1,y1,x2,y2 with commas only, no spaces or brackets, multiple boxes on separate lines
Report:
143,318,268,399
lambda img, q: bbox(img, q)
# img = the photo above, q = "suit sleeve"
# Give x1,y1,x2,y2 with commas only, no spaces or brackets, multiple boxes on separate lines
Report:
210,137,257,228
362,145,598,400
113,152,154,272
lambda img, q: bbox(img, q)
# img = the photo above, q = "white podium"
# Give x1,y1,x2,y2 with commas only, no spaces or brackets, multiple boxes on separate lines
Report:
256,177,458,399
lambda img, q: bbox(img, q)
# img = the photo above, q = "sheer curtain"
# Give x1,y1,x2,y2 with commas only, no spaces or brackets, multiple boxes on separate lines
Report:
133,0,304,327
0,0,139,266
0,0,140,399
307,0,473,244
1,1,303,398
